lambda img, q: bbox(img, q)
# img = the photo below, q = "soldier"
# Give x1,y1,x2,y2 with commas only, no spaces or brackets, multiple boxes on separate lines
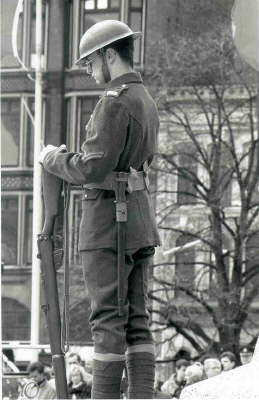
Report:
39,20,160,399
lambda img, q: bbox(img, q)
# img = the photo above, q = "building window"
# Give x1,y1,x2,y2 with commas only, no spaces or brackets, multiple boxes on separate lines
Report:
128,0,144,64
1,0,48,69
66,95,100,152
175,234,195,299
84,0,120,28
68,0,145,68
24,197,33,265
2,197,19,265
1,194,33,267
207,142,232,207
1,99,20,167
1,0,23,68
78,96,100,150
177,144,197,205
2,298,30,341
1,97,37,169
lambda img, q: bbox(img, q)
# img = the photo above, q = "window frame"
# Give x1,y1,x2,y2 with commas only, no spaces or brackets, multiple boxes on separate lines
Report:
2,297,31,341
1,94,46,171
0,0,49,72
67,0,146,70
2,192,33,268
65,92,102,152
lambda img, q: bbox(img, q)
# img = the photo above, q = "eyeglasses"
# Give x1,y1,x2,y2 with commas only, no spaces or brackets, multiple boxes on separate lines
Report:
82,54,99,75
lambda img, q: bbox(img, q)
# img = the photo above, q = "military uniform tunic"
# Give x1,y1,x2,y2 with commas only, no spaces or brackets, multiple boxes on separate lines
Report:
43,72,160,251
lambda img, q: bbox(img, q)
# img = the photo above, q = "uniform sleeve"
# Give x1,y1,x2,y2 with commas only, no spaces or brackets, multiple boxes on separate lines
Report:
43,97,129,184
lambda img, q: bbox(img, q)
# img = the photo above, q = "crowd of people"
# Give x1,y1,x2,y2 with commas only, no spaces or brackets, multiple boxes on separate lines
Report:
3,351,94,400
154,349,253,399
3,347,254,399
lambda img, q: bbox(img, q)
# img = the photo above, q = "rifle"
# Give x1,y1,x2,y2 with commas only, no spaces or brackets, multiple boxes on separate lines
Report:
37,169,68,399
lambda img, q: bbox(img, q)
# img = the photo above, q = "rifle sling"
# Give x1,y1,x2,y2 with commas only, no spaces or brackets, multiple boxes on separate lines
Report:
61,181,71,353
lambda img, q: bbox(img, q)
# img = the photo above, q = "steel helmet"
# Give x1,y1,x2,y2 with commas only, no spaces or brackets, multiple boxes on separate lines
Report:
75,20,141,65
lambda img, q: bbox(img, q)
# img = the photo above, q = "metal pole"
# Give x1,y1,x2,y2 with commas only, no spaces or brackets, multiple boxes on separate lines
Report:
30,0,43,361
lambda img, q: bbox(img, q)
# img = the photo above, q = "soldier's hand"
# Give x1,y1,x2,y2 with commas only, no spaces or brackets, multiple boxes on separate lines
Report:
39,144,67,164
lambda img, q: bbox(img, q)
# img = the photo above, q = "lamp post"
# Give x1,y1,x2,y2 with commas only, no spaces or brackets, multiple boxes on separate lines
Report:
30,0,43,361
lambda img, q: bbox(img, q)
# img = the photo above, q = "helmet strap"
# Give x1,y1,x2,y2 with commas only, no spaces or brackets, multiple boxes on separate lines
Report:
100,48,111,83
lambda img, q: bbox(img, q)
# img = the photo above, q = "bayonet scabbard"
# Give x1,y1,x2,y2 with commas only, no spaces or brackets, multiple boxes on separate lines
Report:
115,173,128,317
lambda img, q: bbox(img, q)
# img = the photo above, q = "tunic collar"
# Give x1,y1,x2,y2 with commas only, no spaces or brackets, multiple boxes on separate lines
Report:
107,72,143,88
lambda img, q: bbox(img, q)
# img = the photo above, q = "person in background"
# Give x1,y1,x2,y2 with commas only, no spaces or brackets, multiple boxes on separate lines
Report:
43,364,56,390
240,347,253,365
67,352,93,387
220,351,237,372
161,359,190,398
21,361,56,399
84,358,93,375
203,358,222,378
68,365,91,399
184,363,204,386
154,372,172,399
67,352,84,369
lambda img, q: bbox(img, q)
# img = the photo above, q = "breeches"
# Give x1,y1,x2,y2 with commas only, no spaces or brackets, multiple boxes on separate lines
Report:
81,248,154,356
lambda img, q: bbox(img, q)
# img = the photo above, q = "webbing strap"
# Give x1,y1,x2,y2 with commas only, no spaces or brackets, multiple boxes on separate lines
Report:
61,182,70,353
115,176,127,317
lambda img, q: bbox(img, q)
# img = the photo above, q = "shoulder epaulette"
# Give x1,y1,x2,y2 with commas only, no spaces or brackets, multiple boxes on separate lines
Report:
105,84,128,97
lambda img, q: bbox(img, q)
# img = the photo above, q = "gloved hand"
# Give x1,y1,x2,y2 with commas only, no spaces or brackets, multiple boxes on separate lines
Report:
39,144,67,164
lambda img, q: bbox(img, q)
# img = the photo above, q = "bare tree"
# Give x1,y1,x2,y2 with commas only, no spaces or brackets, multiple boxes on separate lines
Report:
148,29,259,360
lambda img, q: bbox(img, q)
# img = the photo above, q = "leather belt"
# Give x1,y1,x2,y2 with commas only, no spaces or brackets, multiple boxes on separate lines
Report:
83,169,147,193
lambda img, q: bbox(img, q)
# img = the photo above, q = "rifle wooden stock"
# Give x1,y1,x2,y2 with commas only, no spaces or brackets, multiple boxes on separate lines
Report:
37,169,68,399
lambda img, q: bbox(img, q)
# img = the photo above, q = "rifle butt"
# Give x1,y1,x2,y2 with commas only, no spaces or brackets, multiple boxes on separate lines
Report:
52,354,68,399
37,236,68,399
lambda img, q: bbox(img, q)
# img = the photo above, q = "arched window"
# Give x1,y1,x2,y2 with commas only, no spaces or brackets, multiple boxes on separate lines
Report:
2,298,30,340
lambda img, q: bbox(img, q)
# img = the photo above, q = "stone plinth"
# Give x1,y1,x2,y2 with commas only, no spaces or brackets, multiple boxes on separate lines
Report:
180,337,259,399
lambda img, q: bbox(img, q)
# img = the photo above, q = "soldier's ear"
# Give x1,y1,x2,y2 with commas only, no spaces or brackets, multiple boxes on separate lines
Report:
106,48,116,64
